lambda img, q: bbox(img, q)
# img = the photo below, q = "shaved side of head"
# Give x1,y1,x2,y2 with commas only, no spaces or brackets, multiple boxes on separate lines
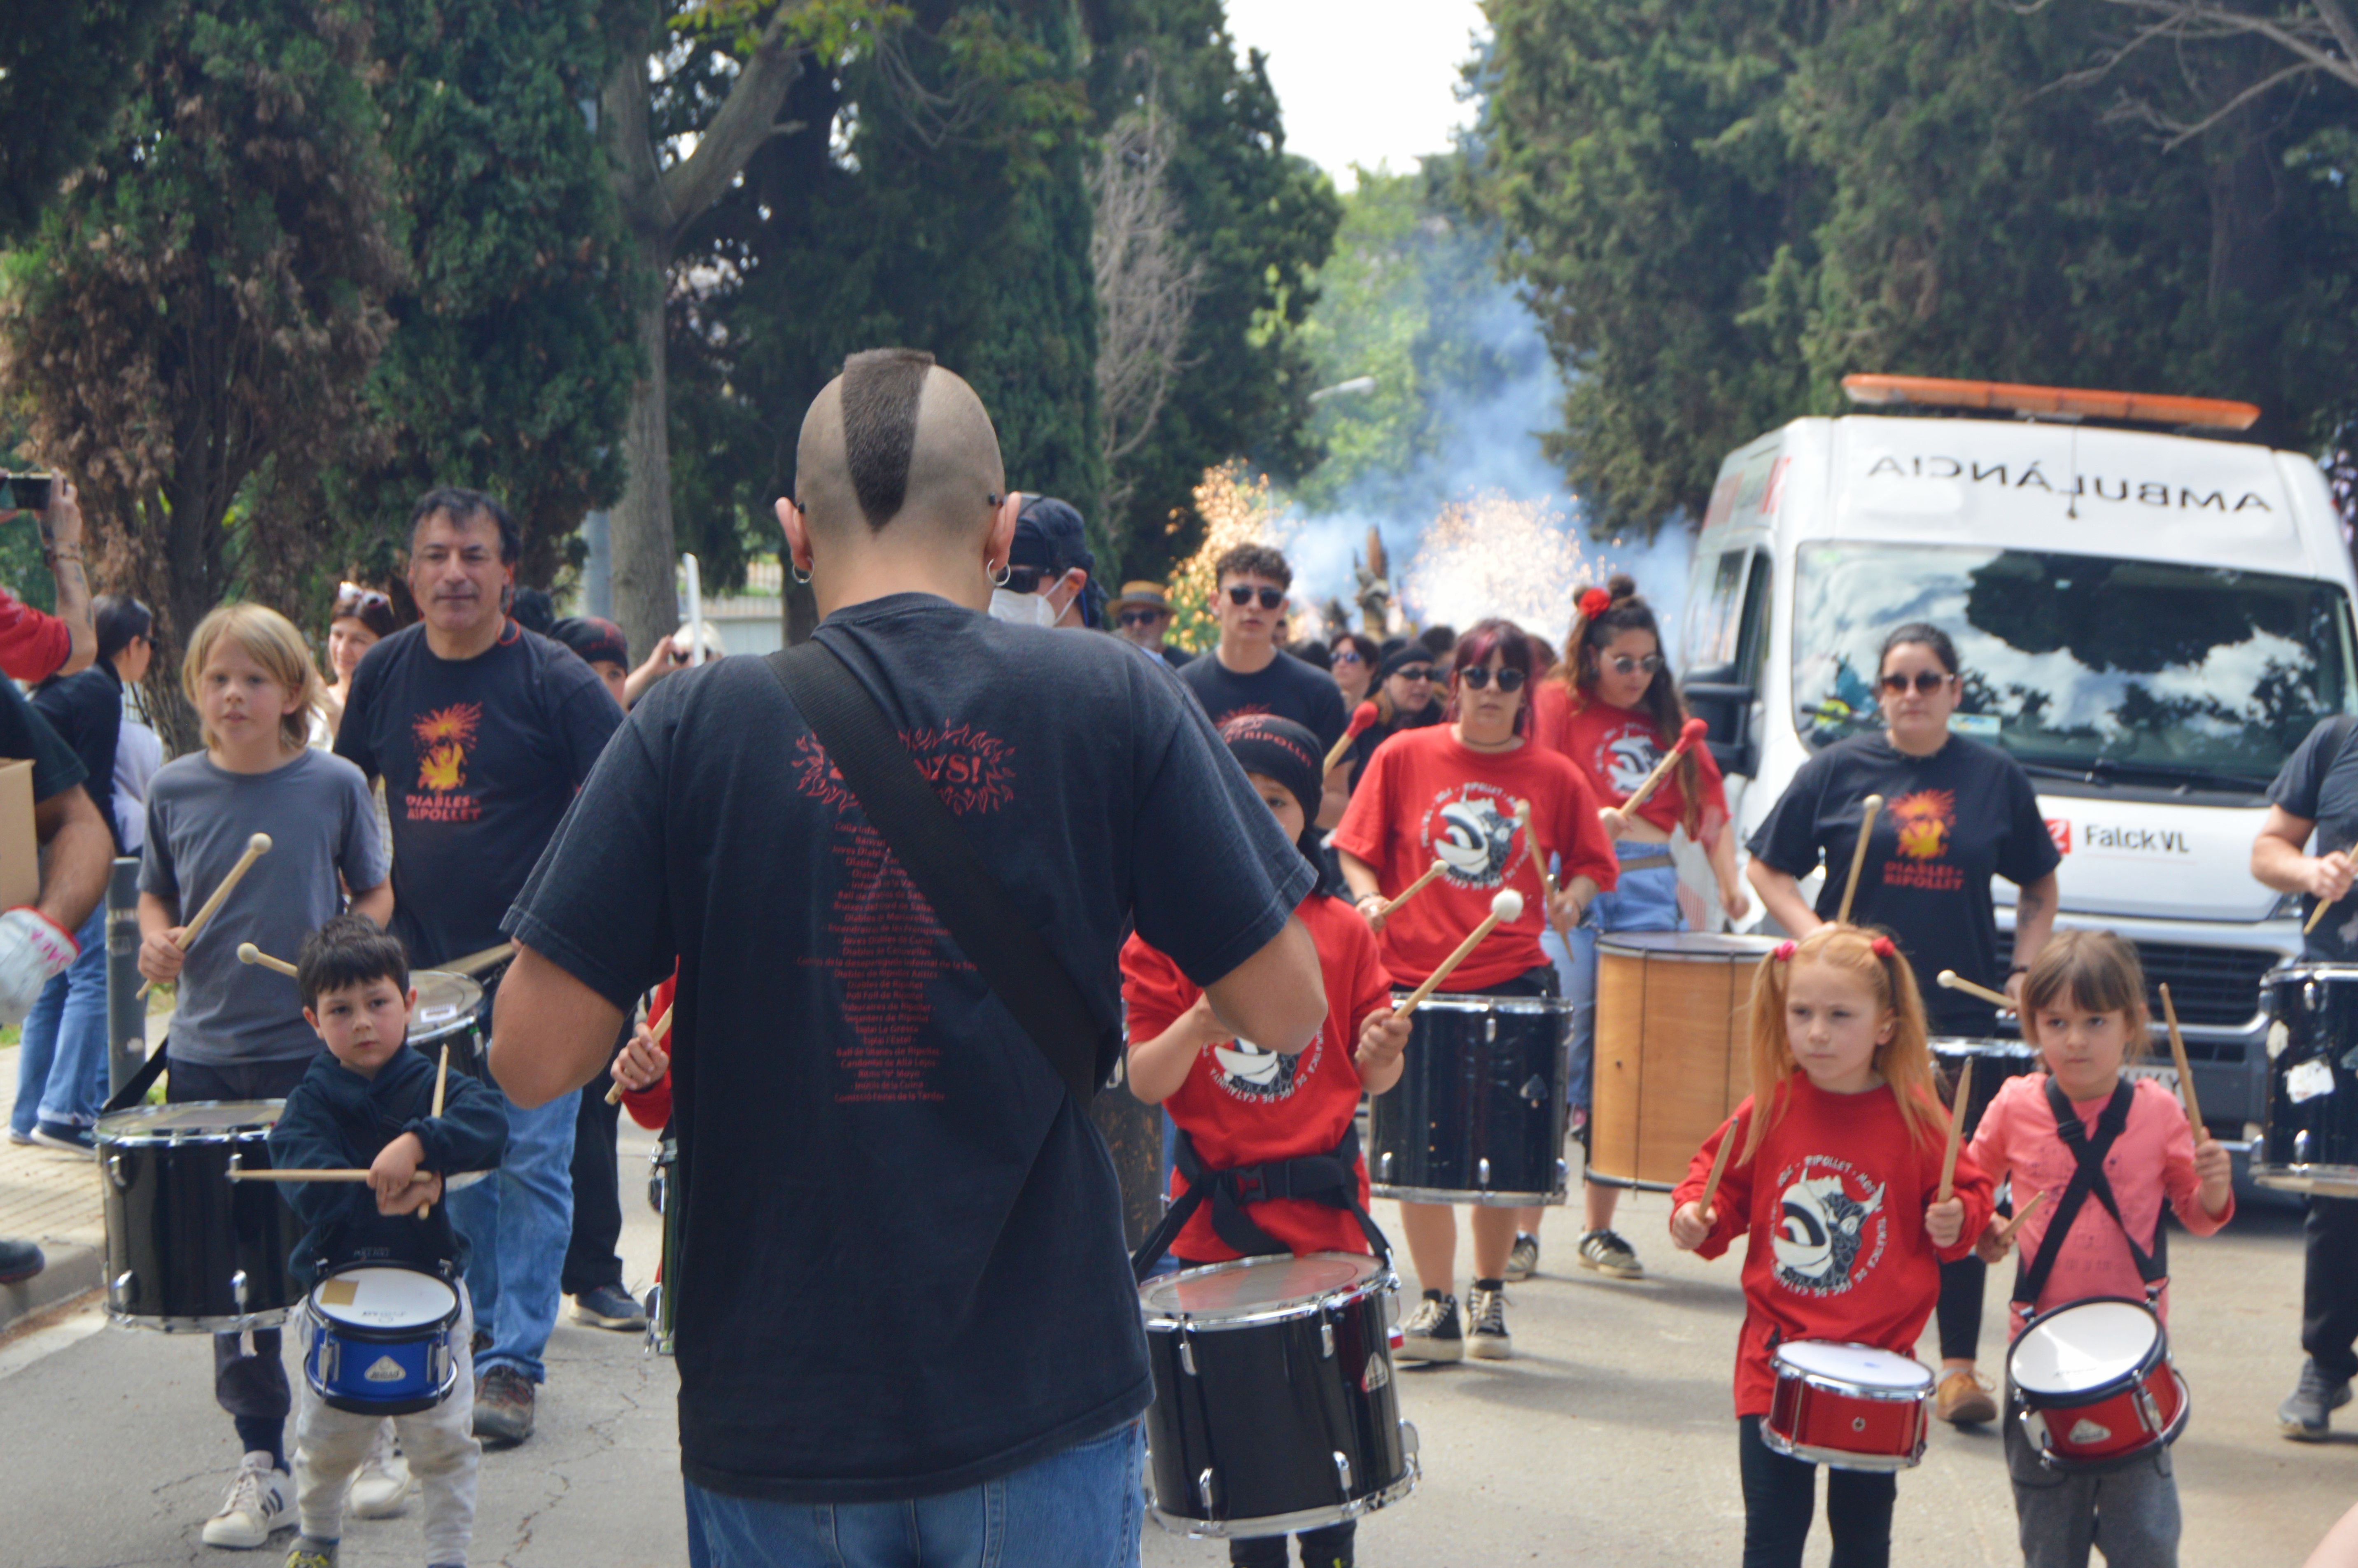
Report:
797,348,1005,545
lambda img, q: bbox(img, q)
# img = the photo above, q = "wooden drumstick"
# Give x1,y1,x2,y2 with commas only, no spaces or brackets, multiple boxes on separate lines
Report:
1515,799,1558,899
229,1167,438,1184
2306,897,2336,936
1375,861,1448,919
1324,701,1380,774
417,1043,452,1220
1994,1187,2048,1245
443,941,515,977
1697,1118,1738,1222
236,942,298,978
1939,1056,1973,1202
139,832,271,997
1936,969,2014,1009
1835,794,1882,926
1612,716,1710,823
1396,890,1524,1020
603,1001,676,1105
2157,983,2205,1135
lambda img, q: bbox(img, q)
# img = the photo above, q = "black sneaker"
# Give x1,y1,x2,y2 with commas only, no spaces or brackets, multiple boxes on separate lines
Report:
1505,1232,1540,1281
1397,1293,1463,1364
28,1120,93,1153
0,1237,43,1285
2281,1358,2353,1440
1467,1284,1512,1360
571,1283,647,1330
473,1365,536,1447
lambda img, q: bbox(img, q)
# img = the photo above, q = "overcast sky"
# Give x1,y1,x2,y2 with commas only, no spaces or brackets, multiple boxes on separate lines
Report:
1221,0,1489,189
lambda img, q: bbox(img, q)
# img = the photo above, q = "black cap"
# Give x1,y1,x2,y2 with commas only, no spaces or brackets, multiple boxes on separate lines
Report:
550,615,629,669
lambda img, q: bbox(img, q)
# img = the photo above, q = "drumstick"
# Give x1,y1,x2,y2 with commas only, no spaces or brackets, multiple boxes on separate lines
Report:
1613,717,1710,822
1376,861,1448,919
1835,794,1882,926
1395,890,1525,1020
236,942,298,978
1995,1187,2048,1245
1697,1118,1737,1221
443,942,515,977
1936,969,2014,1009
1324,701,1380,774
2157,983,2205,1134
227,1168,440,1184
1515,799,1558,899
417,1043,452,1220
1939,1056,1972,1202
138,832,271,997
603,1000,676,1105
2308,893,2339,936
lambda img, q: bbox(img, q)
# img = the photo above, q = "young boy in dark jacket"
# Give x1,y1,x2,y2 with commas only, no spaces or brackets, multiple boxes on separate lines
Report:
268,915,506,1568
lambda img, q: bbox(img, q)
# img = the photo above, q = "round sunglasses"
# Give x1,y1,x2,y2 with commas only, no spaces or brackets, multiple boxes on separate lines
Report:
1879,670,1952,694
1457,666,1527,692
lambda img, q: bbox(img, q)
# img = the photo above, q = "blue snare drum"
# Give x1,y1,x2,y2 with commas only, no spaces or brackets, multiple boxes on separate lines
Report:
302,1266,462,1415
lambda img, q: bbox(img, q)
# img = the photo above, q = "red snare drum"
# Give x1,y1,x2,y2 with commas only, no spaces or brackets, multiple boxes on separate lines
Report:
1761,1341,1934,1471
2009,1298,2189,1470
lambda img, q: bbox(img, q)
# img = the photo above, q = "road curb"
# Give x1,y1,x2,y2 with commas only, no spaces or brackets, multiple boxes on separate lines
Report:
0,1239,101,1338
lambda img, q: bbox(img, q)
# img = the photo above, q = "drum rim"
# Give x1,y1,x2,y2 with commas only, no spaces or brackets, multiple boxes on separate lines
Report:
96,1099,283,1143
407,1015,481,1047
2008,1296,2167,1401
1756,1422,1924,1472
1595,931,1780,957
1928,1037,2040,1060
305,1266,461,1338
1769,1340,1935,1398
1370,1181,1568,1207
2265,962,2358,985
1147,1449,1419,1538
107,1305,292,1333
1383,991,1569,1015
1139,1252,1392,1328
2024,1368,2190,1468
2251,1161,2358,1198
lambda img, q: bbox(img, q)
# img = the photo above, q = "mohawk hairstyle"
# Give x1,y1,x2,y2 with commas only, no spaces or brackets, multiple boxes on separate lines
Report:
839,347,936,529
296,913,411,1012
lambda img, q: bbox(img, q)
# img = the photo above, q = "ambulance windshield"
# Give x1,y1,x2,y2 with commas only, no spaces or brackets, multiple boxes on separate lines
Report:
1792,543,2358,791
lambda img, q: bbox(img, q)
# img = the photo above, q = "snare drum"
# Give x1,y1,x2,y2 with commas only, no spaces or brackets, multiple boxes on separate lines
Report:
1141,1253,1417,1539
409,970,485,1081
2010,1298,2189,1469
646,1137,679,1357
1367,993,1570,1205
1933,1038,2040,1142
1590,933,1776,1189
301,1266,463,1415
96,1101,305,1332
1761,1341,1934,1471
2255,965,2358,1196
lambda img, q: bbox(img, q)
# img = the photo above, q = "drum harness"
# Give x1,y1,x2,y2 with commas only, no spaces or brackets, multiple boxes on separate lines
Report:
2011,1076,2167,1314
1127,1122,1393,1283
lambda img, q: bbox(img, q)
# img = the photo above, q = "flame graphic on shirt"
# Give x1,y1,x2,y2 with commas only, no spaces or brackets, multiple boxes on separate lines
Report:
412,703,480,795
1889,789,1955,861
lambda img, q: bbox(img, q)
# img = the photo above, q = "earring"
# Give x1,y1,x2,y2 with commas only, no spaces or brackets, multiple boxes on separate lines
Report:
989,560,1012,588
791,560,813,587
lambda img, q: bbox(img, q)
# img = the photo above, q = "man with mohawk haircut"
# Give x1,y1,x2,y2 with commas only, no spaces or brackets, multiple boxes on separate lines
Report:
490,349,1327,1566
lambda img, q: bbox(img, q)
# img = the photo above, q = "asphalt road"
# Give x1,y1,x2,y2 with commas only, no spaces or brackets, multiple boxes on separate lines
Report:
4,1128,2353,1568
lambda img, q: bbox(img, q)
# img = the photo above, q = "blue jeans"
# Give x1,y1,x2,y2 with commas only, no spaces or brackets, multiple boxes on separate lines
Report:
11,904,108,1135
1544,848,1683,1112
683,1419,1145,1568
448,1087,576,1383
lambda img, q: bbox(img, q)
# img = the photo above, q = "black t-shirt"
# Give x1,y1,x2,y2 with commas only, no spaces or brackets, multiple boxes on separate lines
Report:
1,677,86,805
1344,699,1442,792
1178,645,1347,751
2267,715,2358,960
504,594,1313,1503
1157,643,1191,671
31,663,125,851
334,620,619,966
1748,734,2062,1033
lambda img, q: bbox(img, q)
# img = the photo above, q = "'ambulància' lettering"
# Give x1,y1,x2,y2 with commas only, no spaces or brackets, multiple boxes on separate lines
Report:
1864,454,2273,512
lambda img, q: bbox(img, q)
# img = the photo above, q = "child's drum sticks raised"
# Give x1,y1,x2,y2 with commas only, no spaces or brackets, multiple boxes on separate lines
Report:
1395,890,1524,1020
138,832,270,998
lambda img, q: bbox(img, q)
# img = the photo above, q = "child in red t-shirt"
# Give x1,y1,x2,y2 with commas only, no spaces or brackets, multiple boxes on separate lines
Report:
1123,714,1409,1568
1670,924,1993,1568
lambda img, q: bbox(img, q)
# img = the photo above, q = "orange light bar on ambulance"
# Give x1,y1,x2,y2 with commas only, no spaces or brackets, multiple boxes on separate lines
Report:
1841,373,2260,431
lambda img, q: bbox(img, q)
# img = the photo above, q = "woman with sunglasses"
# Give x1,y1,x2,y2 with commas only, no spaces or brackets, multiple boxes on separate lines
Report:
1330,631,1379,708
1332,619,1617,1363
1746,620,2061,1428
1337,642,1448,794
315,581,398,745
1513,575,1751,1285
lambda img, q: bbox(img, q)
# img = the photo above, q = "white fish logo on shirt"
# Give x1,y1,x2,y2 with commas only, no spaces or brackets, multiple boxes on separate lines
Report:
1773,1166,1886,1296
1434,795,1518,885
1210,1034,1315,1102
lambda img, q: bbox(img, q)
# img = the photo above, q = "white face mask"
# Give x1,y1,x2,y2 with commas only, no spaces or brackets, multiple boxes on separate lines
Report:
988,587,1058,628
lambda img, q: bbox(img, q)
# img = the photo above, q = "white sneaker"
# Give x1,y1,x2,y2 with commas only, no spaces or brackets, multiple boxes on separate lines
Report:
201,1451,290,1548
347,1421,415,1518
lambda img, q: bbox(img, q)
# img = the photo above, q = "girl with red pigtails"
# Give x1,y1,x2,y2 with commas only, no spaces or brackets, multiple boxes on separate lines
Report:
1671,924,1993,1568
1513,576,1750,1285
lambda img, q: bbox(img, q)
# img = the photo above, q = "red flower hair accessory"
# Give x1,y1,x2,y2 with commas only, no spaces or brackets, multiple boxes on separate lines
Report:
1869,935,1897,959
1578,587,1612,620
1772,941,1797,962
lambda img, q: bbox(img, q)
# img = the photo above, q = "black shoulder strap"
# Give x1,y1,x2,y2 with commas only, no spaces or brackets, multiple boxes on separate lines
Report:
2014,1076,2164,1308
765,641,1103,1105
101,1046,170,1116
1127,1121,1393,1281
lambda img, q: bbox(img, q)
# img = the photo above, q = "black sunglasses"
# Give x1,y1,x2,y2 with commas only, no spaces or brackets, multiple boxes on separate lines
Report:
1879,670,1951,694
1006,566,1055,595
1458,666,1527,692
1333,649,1364,665
1392,665,1438,683
1225,585,1285,610
1117,609,1164,628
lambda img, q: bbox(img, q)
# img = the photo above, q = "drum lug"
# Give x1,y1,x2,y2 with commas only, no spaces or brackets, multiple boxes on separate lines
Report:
1521,1074,1547,1105
231,1270,249,1311
1556,1158,1570,1189
105,1153,129,1192
1399,1419,1420,1458
1378,1150,1392,1180
2136,1384,2164,1435
1333,1450,1353,1498
1478,1157,1491,1187
1179,1333,1198,1377
2299,1130,2314,1164
1196,1466,1217,1514
110,1270,134,1309
1320,1320,1336,1359
1485,1017,1497,1043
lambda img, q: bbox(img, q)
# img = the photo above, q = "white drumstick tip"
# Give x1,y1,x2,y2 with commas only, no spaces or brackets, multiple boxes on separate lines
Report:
238,943,259,964
1491,889,1525,922
248,833,272,855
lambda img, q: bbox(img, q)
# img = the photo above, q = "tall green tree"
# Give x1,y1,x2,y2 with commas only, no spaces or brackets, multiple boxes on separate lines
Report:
1,0,406,749
0,1,176,241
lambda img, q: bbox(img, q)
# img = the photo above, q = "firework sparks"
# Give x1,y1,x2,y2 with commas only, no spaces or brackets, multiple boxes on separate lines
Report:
1168,461,1296,652
1399,492,1617,640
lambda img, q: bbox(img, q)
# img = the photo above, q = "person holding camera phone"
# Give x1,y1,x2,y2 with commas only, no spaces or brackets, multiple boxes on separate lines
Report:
1,475,96,682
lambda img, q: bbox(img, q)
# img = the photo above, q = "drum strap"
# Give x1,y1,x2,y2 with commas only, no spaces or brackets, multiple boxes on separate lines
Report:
1127,1121,1394,1282
765,643,1109,1105
101,1044,170,1115
2013,1077,2166,1310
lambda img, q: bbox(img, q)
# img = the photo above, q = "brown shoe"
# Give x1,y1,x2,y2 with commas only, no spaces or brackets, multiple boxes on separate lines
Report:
1936,1369,1998,1426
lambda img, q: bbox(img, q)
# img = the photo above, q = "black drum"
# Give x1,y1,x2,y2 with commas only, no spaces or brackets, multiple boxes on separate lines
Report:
1368,993,1570,1205
410,970,485,1081
646,1137,679,1357
2255,965,2358,1196
1142,1253,1417,1539
97,1102,305,1332
1932,1038,2040,1142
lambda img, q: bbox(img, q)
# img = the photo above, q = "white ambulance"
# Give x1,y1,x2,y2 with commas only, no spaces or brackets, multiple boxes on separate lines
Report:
1679,375,2358,1140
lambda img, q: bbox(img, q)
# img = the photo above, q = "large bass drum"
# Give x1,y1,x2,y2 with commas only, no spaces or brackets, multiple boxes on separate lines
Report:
2255,965,2358,1196
1141,1253,1416,1540
97,1101,305,1331
1589,933,1775,1189
1367,993,1570,1205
